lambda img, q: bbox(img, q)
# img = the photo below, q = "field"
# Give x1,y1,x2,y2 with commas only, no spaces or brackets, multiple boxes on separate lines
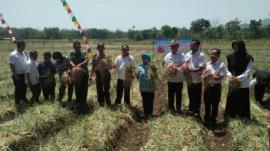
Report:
0,39,270,151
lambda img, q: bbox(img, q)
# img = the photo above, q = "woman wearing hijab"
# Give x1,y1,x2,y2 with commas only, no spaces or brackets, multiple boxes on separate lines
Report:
138,52,157,118
225,40,254,119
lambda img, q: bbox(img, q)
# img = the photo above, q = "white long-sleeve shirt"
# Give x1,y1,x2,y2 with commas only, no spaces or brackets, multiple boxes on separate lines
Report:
184,51,206,83
164,51,185,82
227,60,253,88
205,61,227,84
114,55,136,80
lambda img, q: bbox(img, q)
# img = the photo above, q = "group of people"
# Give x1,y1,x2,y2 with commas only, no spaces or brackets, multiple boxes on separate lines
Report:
163,39,254,126
8,39,259,125
8,40,89,112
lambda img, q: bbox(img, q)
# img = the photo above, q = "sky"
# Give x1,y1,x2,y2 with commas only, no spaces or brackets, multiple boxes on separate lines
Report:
0,0,270,31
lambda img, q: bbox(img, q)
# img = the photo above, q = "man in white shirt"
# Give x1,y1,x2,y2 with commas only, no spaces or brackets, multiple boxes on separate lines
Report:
114,44,136,106
184,39,206,116
25,50,41,104
164,40,185,113
203,49,227,126
8,40,28,105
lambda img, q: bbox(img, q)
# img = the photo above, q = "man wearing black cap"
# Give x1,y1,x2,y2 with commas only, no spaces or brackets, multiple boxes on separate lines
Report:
114,44,136,106
90,43,112,107
8,40,29,105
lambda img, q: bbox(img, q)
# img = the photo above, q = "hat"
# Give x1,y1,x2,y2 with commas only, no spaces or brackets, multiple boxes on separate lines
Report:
170,39,179,46
142,52,151,63
121,44,129,50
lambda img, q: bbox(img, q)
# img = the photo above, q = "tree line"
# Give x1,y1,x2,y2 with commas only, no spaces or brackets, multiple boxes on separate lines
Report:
0,18,270,40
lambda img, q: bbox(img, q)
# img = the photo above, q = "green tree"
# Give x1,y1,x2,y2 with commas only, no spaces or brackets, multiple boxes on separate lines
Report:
190,18,211,33
249,19,262,39
161,25,173,38
44,27,61,39
225,19,241,39
148,27,158,39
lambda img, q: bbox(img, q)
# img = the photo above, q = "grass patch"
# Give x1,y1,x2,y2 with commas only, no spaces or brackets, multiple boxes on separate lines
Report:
40,106,133,151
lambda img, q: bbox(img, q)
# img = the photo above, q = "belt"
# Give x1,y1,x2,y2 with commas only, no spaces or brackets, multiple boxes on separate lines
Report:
17,74,25,78
208,83,221,87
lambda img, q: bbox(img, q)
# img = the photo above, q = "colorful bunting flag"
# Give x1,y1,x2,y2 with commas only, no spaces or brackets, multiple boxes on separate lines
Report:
0,14,16,42
60,0,91,51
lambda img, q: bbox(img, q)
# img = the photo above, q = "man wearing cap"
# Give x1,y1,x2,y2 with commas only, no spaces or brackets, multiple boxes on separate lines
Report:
8,40,29,105
164,40,185,114
90,43,112,107
114,44,136,106
184,39,206,116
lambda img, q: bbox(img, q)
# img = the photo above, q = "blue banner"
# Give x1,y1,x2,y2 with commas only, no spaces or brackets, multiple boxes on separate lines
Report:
155,39,192,53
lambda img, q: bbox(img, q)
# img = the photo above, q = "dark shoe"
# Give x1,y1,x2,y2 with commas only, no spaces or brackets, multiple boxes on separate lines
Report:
98,102,105,107
194,113,201,119
58,97,63,102
176,110,183,115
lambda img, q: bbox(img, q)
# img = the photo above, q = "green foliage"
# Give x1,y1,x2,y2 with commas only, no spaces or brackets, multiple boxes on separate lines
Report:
1,17,270,41
225,18,241,39
190,18,211,33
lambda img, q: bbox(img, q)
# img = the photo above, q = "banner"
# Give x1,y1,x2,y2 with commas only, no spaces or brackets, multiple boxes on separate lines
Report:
0,14,16,42
155,39,192,53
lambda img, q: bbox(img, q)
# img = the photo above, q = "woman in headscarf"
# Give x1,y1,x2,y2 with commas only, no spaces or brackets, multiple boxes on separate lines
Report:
225,40,254,119
138,52,157,118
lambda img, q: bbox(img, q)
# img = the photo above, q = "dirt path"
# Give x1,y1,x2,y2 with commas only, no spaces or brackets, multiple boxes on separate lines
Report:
113,120,149,151
200,106,233,151
110,106,150,151
7,114,78,150
0,110,16,124
203,127,232,151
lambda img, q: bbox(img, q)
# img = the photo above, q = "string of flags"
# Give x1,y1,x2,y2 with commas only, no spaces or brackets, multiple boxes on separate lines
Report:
60,0,92,58
0,14,16,42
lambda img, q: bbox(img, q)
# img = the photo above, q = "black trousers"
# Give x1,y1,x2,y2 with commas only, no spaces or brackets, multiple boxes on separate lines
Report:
204,84,221,123
75,72,89,110
40,79,56,101
12,74,27,104
30,83,41,103
225,87,250,119
115,79,131,105
188,83,202,114
168,82,183,112
254,83,266,104
95,70,111,106
141,91,154,116
58,80,73,102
